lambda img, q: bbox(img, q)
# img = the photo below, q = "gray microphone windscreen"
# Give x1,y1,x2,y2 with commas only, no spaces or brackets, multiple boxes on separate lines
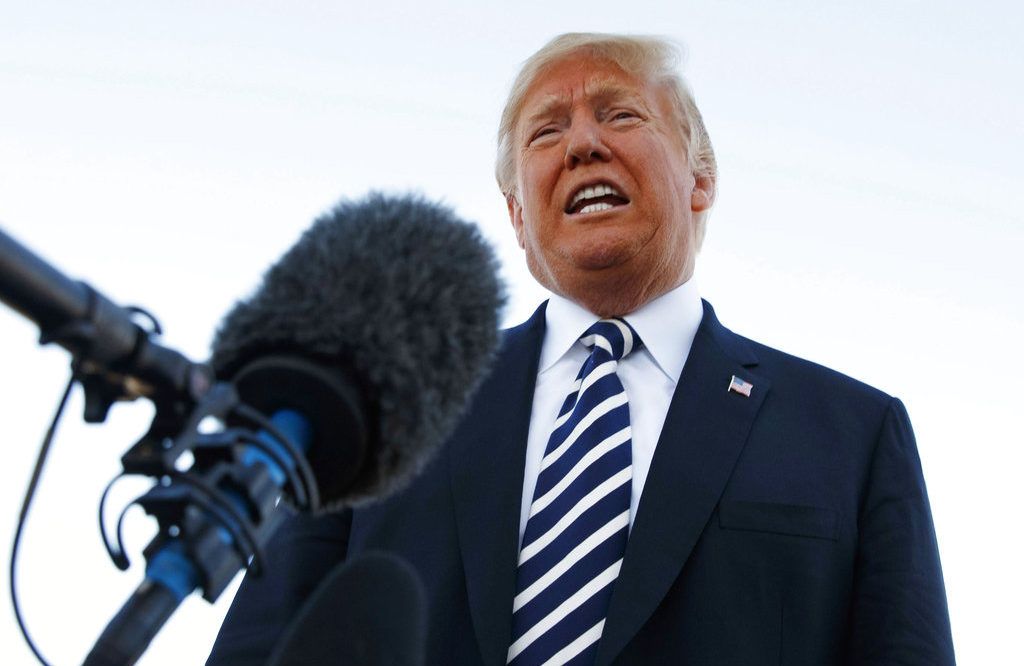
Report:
210,193,505,510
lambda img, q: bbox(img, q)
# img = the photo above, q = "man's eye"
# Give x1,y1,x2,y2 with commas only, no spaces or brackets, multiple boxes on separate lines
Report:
611,110,637,121
529,127,559,143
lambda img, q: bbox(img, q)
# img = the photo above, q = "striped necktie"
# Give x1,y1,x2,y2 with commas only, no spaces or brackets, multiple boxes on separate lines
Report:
507,318,641,666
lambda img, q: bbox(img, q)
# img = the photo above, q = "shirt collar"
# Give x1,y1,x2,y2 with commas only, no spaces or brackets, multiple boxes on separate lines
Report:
538,278,704,383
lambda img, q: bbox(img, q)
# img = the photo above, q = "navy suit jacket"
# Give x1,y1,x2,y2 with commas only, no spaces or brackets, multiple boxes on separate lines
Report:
209,301,954,665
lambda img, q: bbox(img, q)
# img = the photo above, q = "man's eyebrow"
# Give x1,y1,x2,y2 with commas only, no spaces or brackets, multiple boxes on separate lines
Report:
523,81,650,125
523,94,571,125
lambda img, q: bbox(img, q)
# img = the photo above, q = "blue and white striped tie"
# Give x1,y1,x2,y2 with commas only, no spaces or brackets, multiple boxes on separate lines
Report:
507,318,641,666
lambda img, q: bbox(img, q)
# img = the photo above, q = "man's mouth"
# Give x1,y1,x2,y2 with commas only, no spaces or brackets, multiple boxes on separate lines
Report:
565,183,630,215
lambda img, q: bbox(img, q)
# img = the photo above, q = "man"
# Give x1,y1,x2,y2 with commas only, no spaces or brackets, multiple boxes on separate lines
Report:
210,33,954,665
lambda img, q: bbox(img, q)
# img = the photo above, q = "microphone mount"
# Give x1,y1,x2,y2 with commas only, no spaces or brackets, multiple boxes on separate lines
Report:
86,375,322,666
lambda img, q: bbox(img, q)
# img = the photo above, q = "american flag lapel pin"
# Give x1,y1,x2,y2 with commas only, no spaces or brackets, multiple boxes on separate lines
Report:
728,375,752,397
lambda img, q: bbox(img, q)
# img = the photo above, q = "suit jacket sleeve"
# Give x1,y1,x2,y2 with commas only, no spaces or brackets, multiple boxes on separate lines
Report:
846,397,954,664
206,509,352,665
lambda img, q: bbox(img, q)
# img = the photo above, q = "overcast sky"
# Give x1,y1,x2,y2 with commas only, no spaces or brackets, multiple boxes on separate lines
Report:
1,1,1022,664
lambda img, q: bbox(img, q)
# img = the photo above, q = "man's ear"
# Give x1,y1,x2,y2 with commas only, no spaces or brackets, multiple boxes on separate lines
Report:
507,194,526,249
690,174,715,212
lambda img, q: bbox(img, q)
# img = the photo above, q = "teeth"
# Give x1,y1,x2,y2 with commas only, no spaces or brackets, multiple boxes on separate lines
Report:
570,183,621,208
578,202,613,214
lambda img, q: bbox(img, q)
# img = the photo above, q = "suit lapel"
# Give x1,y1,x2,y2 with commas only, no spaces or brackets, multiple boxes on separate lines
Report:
596,301,770,666
450,305,546,666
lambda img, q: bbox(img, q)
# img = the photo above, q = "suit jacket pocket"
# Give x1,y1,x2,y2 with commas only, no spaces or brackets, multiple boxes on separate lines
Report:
718,501,838,541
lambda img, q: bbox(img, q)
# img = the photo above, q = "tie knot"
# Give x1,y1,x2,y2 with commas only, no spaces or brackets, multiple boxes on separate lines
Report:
580,318,643,361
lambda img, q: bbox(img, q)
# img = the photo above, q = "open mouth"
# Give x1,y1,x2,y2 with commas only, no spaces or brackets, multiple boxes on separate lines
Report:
565,183,630,215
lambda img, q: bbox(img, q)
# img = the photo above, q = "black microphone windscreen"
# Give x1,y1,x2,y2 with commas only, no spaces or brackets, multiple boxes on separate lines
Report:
210,193,505,510
267,552,427,666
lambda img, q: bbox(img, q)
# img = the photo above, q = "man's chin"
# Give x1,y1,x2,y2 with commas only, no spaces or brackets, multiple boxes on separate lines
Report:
563,239,640,271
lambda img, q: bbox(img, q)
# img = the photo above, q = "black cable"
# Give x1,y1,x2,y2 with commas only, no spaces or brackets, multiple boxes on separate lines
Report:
231,429,311,511
9,371,76,666
98,474,131,571
164,468,265,575
232,403,319,510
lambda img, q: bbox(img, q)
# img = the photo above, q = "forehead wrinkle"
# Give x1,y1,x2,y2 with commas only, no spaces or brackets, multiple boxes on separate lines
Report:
523,75,651,126
583,77,647,108
523,91,572,126
515,67,658,149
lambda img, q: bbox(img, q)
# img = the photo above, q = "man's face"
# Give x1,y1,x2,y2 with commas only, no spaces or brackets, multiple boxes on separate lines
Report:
508,55,712,316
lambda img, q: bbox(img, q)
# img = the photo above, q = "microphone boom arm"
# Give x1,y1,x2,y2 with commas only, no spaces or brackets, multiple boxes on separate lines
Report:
0,225,213,422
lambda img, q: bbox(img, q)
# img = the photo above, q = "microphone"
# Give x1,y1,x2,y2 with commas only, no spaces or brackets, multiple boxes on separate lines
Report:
83,193,505,664
267,552,427,666
211,191,506,509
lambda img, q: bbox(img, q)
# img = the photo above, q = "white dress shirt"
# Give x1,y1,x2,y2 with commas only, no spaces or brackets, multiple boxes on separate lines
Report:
517,280,705,544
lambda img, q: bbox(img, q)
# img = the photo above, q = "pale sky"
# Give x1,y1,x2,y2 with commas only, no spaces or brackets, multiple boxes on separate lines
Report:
1,1,1022,664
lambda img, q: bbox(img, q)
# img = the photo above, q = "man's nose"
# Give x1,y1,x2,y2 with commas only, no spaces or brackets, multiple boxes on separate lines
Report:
564,119,611,169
